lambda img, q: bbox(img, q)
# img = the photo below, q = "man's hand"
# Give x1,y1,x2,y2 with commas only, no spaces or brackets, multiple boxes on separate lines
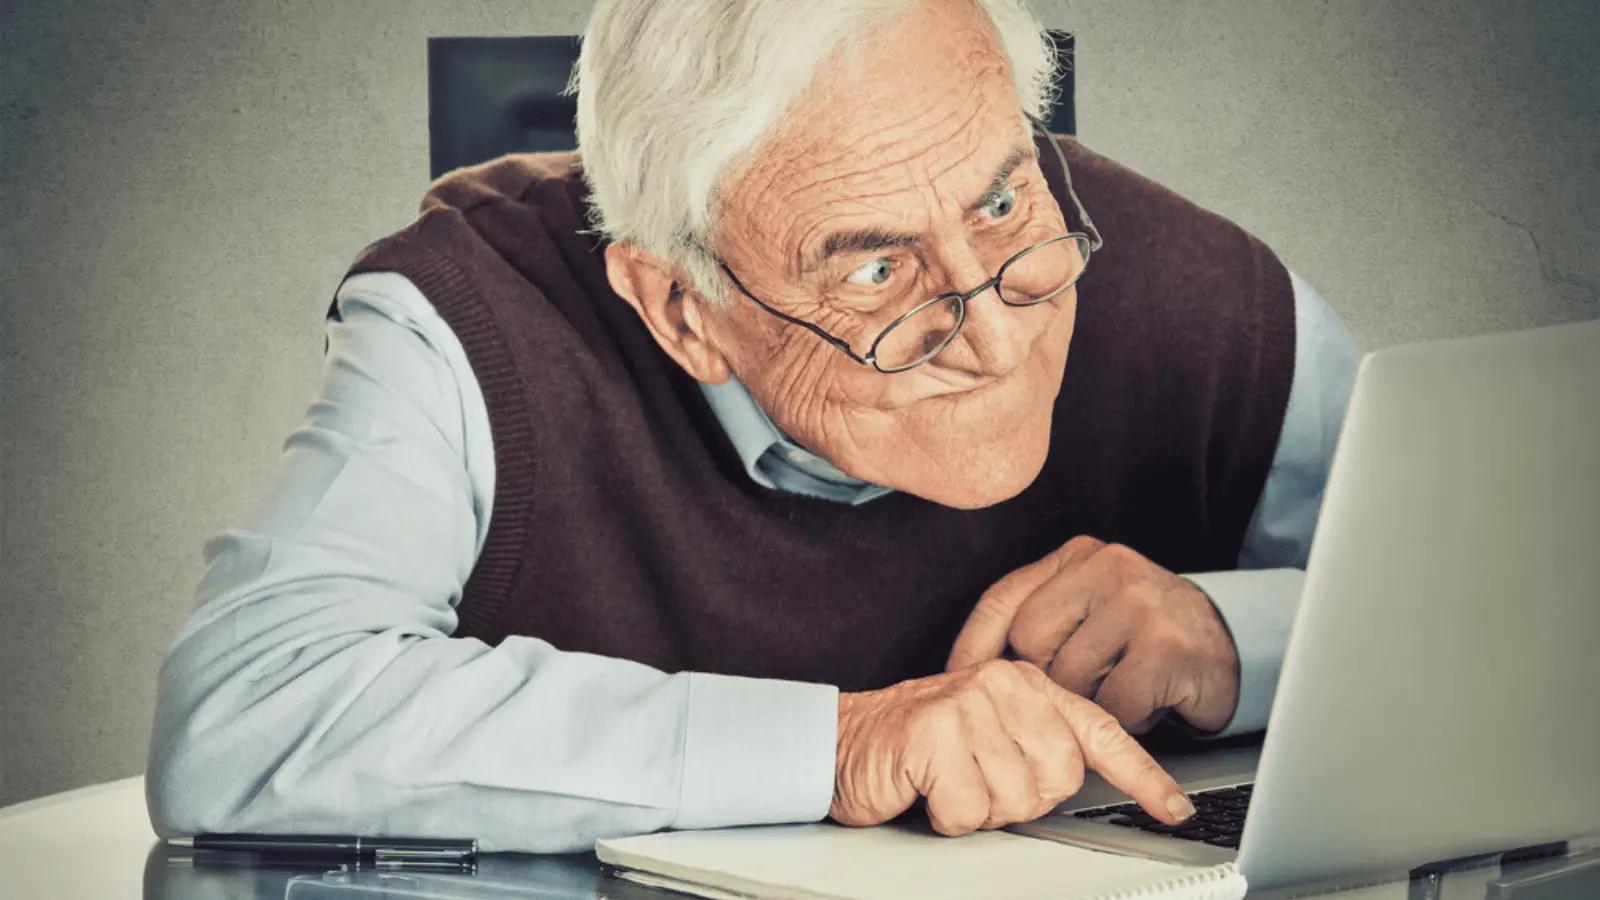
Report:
829,659,1196,836
946,536,1241,734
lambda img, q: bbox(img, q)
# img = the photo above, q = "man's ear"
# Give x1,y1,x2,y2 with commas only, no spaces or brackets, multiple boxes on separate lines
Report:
605,243,732,384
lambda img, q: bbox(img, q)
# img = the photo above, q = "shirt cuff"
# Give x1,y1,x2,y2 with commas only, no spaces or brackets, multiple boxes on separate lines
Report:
1181,569,1305,738
672,672,839,830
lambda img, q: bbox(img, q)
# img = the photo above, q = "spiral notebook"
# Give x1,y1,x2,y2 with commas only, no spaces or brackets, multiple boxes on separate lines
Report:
595,823,1246,900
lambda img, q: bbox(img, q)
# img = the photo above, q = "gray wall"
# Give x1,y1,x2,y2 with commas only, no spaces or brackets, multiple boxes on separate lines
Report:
1,0,1595,809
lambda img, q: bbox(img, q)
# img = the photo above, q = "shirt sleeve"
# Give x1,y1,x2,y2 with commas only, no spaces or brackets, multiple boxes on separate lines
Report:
144,272,839,853
1181,271,1362,737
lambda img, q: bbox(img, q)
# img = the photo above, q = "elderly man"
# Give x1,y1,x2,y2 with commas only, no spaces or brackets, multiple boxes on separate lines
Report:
147,0,1359,853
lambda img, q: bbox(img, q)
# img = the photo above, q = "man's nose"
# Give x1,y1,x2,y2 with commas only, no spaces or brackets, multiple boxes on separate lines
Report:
940,255,1033,375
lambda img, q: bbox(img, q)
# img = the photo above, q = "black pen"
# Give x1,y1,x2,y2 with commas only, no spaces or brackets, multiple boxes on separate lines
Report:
168,834,478,866
166,848,478,874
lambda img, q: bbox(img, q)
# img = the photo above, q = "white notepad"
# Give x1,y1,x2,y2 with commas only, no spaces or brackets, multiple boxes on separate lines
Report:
596,823,1246,900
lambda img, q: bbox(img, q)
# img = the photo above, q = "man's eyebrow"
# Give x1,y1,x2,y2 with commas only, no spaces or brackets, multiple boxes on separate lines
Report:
964,144,1037,214
795,143,1038,275
799,228,921,275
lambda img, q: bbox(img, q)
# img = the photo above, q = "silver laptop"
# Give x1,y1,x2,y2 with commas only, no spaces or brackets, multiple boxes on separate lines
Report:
1014,318,1600,892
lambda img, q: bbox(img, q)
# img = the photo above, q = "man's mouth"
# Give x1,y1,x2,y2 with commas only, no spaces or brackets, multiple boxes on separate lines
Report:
919,367,1018,405
862,360,1027,411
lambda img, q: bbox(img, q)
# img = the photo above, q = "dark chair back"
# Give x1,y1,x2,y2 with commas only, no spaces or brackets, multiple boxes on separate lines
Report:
428,32,1076,179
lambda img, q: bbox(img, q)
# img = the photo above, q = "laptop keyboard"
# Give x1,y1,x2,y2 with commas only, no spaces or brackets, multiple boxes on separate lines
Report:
1069,783,1254,849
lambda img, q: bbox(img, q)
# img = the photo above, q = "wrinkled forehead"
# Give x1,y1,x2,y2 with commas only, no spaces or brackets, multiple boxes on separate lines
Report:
717,0,1029,265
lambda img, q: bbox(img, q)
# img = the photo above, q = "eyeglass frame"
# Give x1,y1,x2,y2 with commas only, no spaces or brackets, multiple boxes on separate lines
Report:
712,115,1105,374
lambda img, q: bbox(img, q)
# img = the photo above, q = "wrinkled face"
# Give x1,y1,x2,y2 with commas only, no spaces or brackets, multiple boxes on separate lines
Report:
702,0,1079,509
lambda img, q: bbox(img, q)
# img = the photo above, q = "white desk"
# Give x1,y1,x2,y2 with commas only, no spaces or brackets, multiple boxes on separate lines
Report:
0,776,154,900
0,778,1576,900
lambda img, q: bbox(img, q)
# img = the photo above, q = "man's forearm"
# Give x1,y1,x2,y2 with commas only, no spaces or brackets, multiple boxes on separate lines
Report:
148,566,837,852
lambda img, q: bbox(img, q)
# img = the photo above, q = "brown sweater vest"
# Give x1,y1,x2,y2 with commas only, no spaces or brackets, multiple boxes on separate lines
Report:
340,135,1295,693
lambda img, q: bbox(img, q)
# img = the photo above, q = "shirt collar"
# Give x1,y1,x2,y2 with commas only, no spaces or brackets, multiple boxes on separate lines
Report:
697,375,892,504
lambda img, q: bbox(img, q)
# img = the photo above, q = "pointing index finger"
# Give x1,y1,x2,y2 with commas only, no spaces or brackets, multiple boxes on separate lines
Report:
1045,680,1194,825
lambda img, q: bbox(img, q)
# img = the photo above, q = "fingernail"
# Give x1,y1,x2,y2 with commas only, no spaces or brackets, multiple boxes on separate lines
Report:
1166,794,1196,821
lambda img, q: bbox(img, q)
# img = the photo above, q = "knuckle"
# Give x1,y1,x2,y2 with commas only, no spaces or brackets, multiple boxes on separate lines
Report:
1084,709,1134,756
1008,627,1057,666
1159,627,1193,657
1125,610,1170,649
1126,582,1164,611
1100,541,1144,570
1061,761,1086,797
990,800,1033,828
1066,535,1105,553
973,657,1020,691
1017,660,1056,690
932,804,987,836
1037,755,1086,805
1127,753,1167,787
987,775,1039,825
1050,742,1087,791
1144,621,1190,656
829,801,881,828
951,688,989,725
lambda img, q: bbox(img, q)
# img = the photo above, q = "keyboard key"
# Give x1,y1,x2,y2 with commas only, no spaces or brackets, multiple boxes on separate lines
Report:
1088,783,1255,846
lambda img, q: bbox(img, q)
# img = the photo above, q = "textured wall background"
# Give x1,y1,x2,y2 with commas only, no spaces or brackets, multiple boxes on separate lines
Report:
1,0,1595,808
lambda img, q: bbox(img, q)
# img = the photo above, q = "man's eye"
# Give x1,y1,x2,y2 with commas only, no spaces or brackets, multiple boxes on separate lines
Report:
981,184,1018,220
845,257,895,287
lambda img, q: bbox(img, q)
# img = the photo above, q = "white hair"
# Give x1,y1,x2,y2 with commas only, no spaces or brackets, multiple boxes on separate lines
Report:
570,0,1061,303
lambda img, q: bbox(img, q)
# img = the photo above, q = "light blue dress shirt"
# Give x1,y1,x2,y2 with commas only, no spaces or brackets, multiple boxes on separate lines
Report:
146,268,1360,853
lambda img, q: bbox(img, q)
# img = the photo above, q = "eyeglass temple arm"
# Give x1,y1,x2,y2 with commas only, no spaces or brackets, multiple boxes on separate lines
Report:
717,263,875,365
1028,115,1103,252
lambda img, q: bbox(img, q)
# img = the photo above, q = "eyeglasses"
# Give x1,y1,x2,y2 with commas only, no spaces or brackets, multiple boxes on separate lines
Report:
716,117,1104,374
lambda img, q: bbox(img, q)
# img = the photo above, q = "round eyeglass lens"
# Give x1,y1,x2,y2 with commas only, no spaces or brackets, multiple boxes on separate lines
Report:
998,234,1090,305
873,294,965,371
